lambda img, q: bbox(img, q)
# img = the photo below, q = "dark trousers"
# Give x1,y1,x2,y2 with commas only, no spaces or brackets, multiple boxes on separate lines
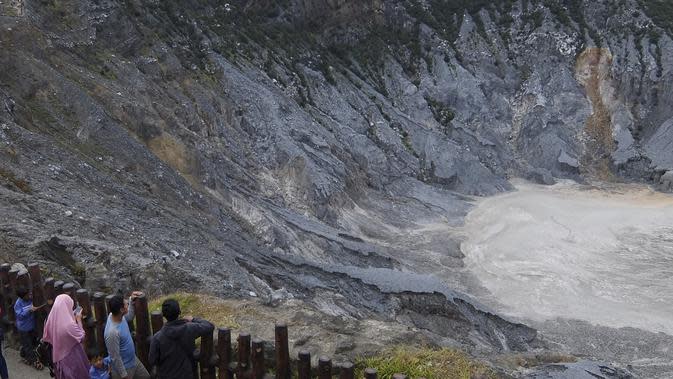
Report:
19,330,38,363
0,340,7,379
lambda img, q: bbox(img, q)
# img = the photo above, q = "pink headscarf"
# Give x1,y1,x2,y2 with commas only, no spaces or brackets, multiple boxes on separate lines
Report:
42,294,85,363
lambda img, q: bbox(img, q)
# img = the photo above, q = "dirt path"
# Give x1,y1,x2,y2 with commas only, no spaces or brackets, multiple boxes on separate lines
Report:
3,346,51,379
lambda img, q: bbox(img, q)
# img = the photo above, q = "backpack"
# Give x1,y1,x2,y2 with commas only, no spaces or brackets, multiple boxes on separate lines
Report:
36,339,55,377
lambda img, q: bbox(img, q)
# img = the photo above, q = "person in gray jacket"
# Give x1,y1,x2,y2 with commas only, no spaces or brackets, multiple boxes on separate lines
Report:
148,299,214,379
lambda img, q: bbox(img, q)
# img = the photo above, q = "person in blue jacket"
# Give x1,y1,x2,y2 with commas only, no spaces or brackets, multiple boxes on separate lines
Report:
88,348,112,379
14,286,44,369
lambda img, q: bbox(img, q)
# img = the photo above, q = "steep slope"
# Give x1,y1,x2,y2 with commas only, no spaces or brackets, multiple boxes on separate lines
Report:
1,0,673,376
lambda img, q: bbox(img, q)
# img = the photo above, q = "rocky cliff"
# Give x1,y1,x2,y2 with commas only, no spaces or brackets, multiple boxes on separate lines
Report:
1,0,672,376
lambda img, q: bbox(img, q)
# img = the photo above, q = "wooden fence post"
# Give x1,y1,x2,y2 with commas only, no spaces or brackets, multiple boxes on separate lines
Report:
27,263,46,335
92,292,107,355
200,331,216,379
8,268,18,292
76,289,96,351
275,323,290,379
0,264,11,326
16,268,30,292
237,332,251,379
150,311,163,334
63,282,76,303
43,278,55,305
0,264,404,379
318,356,331,379
339,362,354,379
251,338,265,379
217,328,232,379
298,350,311,379
6,267,19,329
364,368,378,379
53,280,65,297
104,295,114,313
27,264,44,304
0,264,9,288
134,294,151,369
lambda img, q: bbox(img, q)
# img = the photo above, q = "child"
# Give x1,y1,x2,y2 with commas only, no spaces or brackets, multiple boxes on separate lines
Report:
88,349,112,379
14,286,43,369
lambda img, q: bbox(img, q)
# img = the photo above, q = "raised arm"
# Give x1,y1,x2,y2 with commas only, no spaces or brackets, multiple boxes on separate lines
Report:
124,291,143,322
185,317,215,340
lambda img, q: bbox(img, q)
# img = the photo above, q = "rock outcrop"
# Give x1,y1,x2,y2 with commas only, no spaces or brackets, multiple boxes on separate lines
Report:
2,0,673,376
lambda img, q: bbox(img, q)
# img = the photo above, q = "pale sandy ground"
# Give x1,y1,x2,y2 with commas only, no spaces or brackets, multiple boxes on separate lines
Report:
3,346,51,379
461,179,673,336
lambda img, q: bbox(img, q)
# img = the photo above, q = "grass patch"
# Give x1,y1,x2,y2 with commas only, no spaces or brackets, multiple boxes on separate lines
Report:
356,347,497,379
149,292,239,329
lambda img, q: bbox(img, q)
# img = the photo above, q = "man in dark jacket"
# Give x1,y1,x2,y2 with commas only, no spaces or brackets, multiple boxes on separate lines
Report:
148,299,214,379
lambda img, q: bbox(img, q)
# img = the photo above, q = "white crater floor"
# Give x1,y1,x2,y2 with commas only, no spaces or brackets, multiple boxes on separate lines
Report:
461,179,673,335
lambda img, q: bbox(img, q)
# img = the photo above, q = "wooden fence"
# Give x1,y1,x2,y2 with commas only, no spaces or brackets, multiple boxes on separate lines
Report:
0,263,425,379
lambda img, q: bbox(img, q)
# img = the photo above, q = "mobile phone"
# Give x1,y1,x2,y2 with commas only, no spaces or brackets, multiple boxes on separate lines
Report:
74,305,82,315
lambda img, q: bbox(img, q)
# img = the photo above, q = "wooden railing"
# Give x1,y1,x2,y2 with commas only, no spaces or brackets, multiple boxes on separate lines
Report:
0,263,425,379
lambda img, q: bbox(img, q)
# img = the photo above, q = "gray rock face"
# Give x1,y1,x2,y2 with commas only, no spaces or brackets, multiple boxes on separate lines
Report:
524,361,634,379
1,0,673,375
645,117,673,170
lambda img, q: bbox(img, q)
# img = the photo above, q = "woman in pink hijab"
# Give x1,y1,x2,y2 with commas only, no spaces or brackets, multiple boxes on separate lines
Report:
43,294,90,378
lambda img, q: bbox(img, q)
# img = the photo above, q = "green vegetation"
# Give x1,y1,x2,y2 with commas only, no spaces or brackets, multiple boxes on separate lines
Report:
523,9,545,29
638,0,673,36
356,347,497,379
293,62,314,108
404,0,510,43
401,132,418,158
318,56,336,86
425,96,455,133
71,263,87,285
149,292,239,329
326,22,422,94
41,0,79,29
540,0,601,47
637,0,672,77
0,1,22,17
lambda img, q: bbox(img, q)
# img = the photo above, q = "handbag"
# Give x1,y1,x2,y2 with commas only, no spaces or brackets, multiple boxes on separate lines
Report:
36,339,55,377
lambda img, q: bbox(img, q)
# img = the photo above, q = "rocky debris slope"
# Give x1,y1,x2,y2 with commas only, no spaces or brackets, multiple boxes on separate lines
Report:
1,0,672,376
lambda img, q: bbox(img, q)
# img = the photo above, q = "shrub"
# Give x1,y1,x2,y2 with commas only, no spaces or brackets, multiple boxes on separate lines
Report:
638,0,673,36
425,96,455,131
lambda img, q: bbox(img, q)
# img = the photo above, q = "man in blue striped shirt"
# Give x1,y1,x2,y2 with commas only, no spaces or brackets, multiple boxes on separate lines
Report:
104,292,150,379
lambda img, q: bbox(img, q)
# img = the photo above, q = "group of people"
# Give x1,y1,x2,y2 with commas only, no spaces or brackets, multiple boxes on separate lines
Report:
0,286,214,379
